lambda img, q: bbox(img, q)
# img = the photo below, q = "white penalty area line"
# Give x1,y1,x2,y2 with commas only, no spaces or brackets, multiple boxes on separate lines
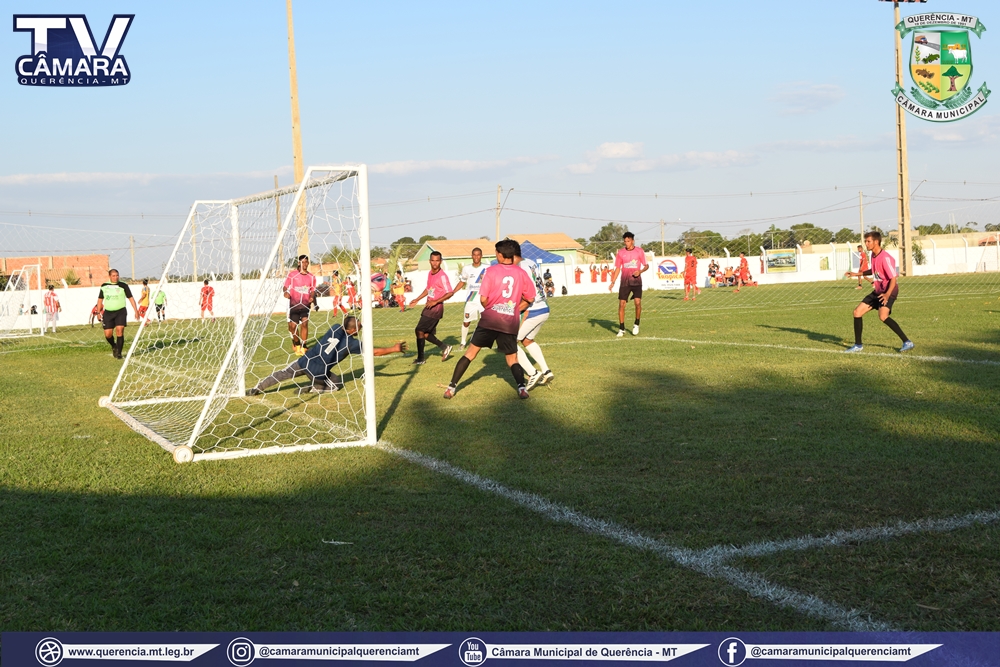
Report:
698,509,1000,564
376,440,894,632
545,336,1000,367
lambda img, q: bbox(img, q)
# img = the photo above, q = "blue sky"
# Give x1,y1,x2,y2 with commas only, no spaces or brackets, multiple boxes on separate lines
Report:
2,0,999,246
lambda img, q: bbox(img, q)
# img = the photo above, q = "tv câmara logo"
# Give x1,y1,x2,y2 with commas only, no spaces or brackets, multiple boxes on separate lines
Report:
893,11,990,122
13,14,134,87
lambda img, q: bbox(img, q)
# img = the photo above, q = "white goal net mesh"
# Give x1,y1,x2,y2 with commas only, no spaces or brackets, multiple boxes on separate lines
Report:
106,167,378,461
0,264,42,340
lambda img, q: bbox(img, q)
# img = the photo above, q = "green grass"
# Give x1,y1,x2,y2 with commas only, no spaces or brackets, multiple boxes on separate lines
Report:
2,280,1000,631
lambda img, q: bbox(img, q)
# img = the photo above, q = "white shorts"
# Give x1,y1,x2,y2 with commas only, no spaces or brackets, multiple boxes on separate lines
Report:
463,298,483,323
518,311,549,340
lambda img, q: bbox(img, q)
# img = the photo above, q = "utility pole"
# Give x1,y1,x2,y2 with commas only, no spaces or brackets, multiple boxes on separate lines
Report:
659,219,665,256
859,191,865,241
129,235,135,280
496,185,502,241
286,0,308,258
893,0,913,275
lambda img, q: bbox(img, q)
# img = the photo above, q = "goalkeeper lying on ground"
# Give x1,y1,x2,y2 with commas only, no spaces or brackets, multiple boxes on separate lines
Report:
247,315,406,395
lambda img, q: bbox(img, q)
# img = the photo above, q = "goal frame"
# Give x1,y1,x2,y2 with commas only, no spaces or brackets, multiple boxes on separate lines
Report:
0,263,43,339
103,165,376,462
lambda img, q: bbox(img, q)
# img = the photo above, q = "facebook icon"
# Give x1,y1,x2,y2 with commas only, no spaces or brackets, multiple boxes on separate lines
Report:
717,637,747,666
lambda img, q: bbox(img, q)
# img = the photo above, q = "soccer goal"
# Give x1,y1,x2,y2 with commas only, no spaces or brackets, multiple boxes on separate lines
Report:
103,166,376,463
0,264,43,339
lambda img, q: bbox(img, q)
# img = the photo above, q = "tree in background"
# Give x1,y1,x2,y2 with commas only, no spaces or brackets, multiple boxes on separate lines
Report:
64,269,81,285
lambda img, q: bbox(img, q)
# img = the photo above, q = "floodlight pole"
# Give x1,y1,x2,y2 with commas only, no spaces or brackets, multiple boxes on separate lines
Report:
893,0,913,275
496,185,502,241
286,0,308,257
660,219,665,256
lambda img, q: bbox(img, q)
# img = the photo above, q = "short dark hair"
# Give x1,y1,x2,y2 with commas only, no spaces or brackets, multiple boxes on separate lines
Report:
686,247,694,253
343,315,359,331
204,279,209,285
430,251,443,260
495,238,520,260
109,268,119,275
623,232,635,240
298,254,309,262
142,279,148,285
47,285,53,290
864,231,883,244
471,247,482,254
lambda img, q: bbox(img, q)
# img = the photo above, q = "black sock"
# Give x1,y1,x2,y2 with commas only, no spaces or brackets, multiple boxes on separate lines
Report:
883,317,908,343
634,318,640,326
105,334,115,349
426,334,443,348
416,338,426,359
451,356,471,385
853,317,863,346
511,363,526,387
116,336,125,355
619,322,625,330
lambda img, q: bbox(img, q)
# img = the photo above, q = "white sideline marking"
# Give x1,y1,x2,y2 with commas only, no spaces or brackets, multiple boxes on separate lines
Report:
699,509,1000,563
546,336,1000,367
376,441,893,632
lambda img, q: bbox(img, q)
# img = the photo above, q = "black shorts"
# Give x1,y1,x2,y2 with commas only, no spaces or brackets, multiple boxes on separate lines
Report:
470,326,518,355
415,314,440,335
102,308,127,329
862,290,897,314
618,282,642,301
155,304,164,313
288,305,311,324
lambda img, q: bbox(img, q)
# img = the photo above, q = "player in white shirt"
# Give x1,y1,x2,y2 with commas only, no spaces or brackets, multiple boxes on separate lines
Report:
455,247,488,348
515,254,553,390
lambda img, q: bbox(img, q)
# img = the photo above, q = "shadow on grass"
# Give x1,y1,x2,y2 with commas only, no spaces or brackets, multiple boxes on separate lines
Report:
757,324,843,346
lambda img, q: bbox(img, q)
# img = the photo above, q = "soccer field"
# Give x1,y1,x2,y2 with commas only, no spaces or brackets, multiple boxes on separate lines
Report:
2,282,999,632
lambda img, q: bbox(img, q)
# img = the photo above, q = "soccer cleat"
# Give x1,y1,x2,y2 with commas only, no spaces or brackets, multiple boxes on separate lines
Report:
517,385,529,399
412,358,426,365
616,329,625,338
843,344,864,353
441,345,453,361
632,324,639,336
538,370,554,386
525,372,542,391
246,387,263,396
900,340,915,352
296,346,307,357
443,384,456,399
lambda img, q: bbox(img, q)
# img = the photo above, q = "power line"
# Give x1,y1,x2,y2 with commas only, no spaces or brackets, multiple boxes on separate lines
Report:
513,182,895,200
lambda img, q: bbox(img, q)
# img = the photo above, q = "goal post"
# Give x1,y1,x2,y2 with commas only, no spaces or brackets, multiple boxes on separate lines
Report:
0,263,43,339
104,165,376,462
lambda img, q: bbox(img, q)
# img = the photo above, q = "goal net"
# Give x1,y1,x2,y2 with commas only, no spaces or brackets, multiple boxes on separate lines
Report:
0,264,42,340
104,166,377,463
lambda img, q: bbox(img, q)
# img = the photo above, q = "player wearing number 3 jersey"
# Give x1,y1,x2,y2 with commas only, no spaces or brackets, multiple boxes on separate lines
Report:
444,239,536,400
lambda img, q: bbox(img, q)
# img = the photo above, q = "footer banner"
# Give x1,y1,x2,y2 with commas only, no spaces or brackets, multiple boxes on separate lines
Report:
2,632,996,667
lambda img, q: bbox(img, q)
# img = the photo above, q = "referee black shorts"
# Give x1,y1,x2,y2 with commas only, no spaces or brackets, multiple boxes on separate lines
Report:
102,308,128,329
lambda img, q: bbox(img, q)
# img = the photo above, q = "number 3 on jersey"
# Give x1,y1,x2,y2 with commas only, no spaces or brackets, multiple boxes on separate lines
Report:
501,276,514,298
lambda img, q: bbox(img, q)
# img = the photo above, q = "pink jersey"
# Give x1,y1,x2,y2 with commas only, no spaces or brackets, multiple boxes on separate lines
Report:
284,270,316,309
615,247,648,286
422,269,453,319
478,262,536,335
870,249,897,295
44,291,59,313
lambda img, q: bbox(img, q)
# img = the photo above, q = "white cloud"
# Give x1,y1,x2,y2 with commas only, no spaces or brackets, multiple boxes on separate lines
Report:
911,113,1000,145
565,162,598,174
772,82,846,115
756,134,893,153
616,150,758,173
370,156,552,175
591,142,644,159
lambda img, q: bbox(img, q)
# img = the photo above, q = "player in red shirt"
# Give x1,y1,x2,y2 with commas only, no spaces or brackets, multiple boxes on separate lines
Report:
444,239,536,400
682,248,700,301
735,252,750,293
200,279,215,321
574,267,583,284
855,244,871,290
608,232,649,336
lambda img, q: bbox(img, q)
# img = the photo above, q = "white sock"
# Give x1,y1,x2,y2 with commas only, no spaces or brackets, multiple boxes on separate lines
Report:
516,348,536,375
461,325,468,346
525,342,549,373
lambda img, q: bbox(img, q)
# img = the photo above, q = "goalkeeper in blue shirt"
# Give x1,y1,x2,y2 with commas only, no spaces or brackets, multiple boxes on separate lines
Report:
247,316,405,394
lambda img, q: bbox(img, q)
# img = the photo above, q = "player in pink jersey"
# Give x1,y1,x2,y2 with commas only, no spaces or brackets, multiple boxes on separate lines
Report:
843,231,913,353
409,251,455,364
608,231,649,336
284,255,317,356
444,239,536,400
